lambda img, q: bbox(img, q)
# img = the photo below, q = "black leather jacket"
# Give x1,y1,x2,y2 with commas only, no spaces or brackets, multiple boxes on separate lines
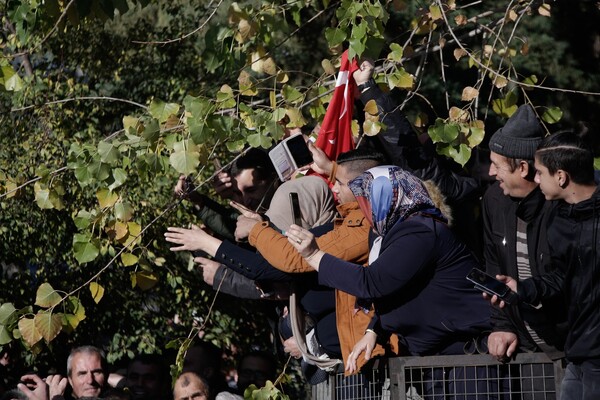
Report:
520,187,600,362
483,183,567,355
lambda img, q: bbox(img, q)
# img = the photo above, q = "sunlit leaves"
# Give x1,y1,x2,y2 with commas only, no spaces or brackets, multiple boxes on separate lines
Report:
461,87,479,101
169,141,200,175
387,43,404,62
34,182,64,210
89,283,105,304
132,271,159,291
121,253,139,267
35,283,62,308
238,70,258,96
281,85,303,104
1,65,24,91
149,99,180,124
217,85,236,109
325,28,346,48
73,233,100,264
542,107,563,124
97,188,119,209
0,303,17,326
492,91,519,118
388,69,414,90
18,317,42,347
98,141,120,164
34,311,62,343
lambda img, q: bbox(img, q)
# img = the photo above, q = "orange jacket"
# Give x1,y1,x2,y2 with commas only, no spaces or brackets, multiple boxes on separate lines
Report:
249,201,396,372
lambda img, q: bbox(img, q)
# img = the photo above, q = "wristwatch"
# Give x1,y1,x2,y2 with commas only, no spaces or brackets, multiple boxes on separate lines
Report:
357,78,376,93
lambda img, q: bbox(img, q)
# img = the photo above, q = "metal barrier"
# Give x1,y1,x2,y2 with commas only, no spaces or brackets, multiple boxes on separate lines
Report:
312,353,564,400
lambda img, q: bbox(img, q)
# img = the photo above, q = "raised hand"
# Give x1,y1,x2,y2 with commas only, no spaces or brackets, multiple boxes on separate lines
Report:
345,330,377,374
165,225,221,257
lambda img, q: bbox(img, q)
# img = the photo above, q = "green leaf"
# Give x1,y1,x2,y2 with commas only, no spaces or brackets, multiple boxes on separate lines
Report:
35,283,62,308
114,202,134,221
0,303,17,325
169,149,200,175
98,141,120,164
142,119,160,145
34,182,54,209
324,27,346,47
247,133,272,148
34,311,63,343
0,325,12,345
387,43,404,62
492,98,518,118
1,66,23,91
89,282,105,304
468,125,486,147
108,168,127,191
73,233,100,264
281,85,303,104
73,210,93,230
149,99,180,123
542,107,563,124
18,317,42,347
363,120,382,136
428,119,460,143
388,69,414,89
454,144,472,166
67,297,86,321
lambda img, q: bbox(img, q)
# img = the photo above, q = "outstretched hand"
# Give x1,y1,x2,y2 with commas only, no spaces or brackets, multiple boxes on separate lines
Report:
307,142,333,176
231,201,263,241
194,256,222,286
165,225,221,257
345,331,377,374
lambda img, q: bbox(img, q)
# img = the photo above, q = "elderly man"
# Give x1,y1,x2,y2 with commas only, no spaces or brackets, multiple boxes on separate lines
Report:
65,346,107,399
173,372,209,400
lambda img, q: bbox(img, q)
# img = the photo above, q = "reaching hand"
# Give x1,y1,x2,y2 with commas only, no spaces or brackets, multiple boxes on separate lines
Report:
194,256,221,286
345,331,377,374
46,374,67,400
213,171,242,203
231,201,263,241
174,175,203,205
17,374,49,400
307,142,333,176
165,225,221,256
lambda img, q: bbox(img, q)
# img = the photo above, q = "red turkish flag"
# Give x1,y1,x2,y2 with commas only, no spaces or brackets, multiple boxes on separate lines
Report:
315,50,359,161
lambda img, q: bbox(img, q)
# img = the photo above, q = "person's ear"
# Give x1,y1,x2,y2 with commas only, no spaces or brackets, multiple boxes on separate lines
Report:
557,170,569,188
518,160,531,178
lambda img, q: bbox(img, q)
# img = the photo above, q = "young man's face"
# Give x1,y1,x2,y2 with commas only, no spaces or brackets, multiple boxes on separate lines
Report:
233,168,273,211
534,157,562,200
332,165,358,205
126,361,165,400
489,152,531,198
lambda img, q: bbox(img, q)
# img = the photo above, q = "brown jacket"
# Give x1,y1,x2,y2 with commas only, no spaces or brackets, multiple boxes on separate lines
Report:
249,201,397,372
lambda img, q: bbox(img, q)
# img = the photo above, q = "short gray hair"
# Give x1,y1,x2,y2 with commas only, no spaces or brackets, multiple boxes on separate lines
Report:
66,345,107,377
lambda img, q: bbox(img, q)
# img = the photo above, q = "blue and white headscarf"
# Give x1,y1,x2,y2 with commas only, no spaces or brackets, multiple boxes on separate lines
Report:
348,166,447,263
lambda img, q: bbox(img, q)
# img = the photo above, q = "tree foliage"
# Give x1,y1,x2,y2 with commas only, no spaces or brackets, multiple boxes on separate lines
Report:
1,0,600,396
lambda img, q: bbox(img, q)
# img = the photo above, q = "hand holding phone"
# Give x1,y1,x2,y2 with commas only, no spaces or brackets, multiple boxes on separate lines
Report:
466,268,517,305
289,192,302,227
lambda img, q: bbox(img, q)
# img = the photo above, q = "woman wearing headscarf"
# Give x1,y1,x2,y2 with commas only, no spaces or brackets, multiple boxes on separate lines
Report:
286,166,492,372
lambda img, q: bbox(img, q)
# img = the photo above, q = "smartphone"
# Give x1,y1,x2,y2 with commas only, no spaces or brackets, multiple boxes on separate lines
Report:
285,134,313,169
466,268,516,305
289,192,302,227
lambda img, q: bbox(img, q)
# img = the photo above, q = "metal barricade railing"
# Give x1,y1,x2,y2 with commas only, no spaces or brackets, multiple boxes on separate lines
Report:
313,353,564,400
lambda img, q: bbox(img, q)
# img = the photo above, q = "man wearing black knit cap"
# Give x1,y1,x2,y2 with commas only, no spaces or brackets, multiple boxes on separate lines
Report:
482,104,567,369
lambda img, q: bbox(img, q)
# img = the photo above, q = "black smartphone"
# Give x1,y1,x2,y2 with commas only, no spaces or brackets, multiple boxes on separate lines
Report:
285,134,313,169
466,268,516,305
289,192,302,227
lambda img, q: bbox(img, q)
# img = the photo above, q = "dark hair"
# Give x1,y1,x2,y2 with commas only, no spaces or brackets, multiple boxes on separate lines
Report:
127,353,169,383
337,148,385,175
535,131,594,185
229,148,276,181
1,389,27,400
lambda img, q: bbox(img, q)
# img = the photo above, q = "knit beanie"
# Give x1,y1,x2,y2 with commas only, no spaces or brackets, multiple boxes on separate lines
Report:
488,104,543,160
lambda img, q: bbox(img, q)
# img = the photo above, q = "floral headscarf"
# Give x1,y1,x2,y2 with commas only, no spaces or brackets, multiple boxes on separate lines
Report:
349,166,446,238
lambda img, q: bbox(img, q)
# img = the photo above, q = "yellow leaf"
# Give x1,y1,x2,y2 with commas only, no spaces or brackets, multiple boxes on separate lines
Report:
414,112,429,128
34,311,62,343
123,222,142,247
429,5,442,20
363,120,382,136
453,48,467,61
114,221,129,241
269,91,276,109
134,271,159,291
238,70,257,96
321,59,335,75
89,282,105,304
508,10,518,21
121,253,139,267
363,99,378,116
62,314,81,333
538,3,551,17
461,86,479,101
493,75,508,89
97,188,119,209
18,317,43,347
262,57,277,76
449,107,470,122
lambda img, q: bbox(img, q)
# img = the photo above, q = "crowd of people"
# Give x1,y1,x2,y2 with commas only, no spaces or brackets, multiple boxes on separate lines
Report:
3,58,599,400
